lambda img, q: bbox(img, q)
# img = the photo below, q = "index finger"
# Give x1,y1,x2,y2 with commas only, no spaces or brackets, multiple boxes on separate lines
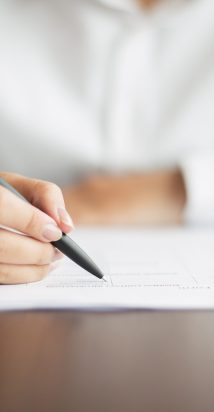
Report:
1,173,74,233
0,185,62,243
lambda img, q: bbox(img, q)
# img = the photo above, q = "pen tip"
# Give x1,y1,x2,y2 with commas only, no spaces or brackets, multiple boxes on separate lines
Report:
102,276,108,283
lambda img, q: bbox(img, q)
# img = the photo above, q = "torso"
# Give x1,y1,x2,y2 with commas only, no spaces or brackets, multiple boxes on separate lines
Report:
0,0,213,184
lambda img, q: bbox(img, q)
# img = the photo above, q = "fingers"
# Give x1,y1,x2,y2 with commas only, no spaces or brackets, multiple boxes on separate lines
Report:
0,229,63,265
0,173,68,285
0,173,74,233
0,263,54,285
0,228,63,285
0,185,63,242
31,180,74,233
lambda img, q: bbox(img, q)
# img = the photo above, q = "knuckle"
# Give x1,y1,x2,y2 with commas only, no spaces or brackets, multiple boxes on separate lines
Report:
48,182,61,194
0,265,9,284
39,180,62,196
37,245,53,265
24,210,40,235
0,234,8,259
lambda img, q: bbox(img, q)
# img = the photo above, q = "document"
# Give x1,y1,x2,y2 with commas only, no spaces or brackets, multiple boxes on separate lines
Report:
1,227,214,310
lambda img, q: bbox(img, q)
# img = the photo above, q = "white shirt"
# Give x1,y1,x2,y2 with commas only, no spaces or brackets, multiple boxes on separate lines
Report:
0,0,214,222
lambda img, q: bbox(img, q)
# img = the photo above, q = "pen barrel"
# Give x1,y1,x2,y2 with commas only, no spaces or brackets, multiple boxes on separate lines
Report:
52,234,103,279
0,178,27,203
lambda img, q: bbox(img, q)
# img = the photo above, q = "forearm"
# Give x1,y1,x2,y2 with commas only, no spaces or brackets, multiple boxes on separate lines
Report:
63,169,186,226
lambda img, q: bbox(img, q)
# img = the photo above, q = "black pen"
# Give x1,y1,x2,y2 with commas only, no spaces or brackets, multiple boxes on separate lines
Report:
0,177,106,281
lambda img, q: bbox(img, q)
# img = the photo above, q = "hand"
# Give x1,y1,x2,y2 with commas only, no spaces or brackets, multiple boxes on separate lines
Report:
63,170,186,226
0,172,74,284
138,0,158,8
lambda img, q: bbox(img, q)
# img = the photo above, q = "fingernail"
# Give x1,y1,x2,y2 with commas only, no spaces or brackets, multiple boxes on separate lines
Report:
57,208,75,229
43,224,62,242
53,250,64,262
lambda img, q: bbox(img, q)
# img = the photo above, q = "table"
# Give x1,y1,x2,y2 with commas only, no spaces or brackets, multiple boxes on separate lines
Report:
0,310,214,412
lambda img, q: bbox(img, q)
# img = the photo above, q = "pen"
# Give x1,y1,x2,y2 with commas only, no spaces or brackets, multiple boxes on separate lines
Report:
0,177,106,281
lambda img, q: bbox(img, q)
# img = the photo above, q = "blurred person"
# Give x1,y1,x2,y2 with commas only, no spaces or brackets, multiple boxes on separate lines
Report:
0,0,214,283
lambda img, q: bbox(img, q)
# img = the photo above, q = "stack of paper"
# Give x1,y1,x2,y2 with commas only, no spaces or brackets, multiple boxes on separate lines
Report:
1,227,214,310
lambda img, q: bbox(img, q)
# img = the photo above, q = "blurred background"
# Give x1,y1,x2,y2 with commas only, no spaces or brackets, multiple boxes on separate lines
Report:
0,0,214,226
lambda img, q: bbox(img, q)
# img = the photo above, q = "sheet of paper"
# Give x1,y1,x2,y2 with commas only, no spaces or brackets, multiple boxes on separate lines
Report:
1,227,214,310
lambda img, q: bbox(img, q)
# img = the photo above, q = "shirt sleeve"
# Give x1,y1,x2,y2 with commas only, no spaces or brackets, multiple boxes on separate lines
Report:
174,60,214,224
180,151,214,224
